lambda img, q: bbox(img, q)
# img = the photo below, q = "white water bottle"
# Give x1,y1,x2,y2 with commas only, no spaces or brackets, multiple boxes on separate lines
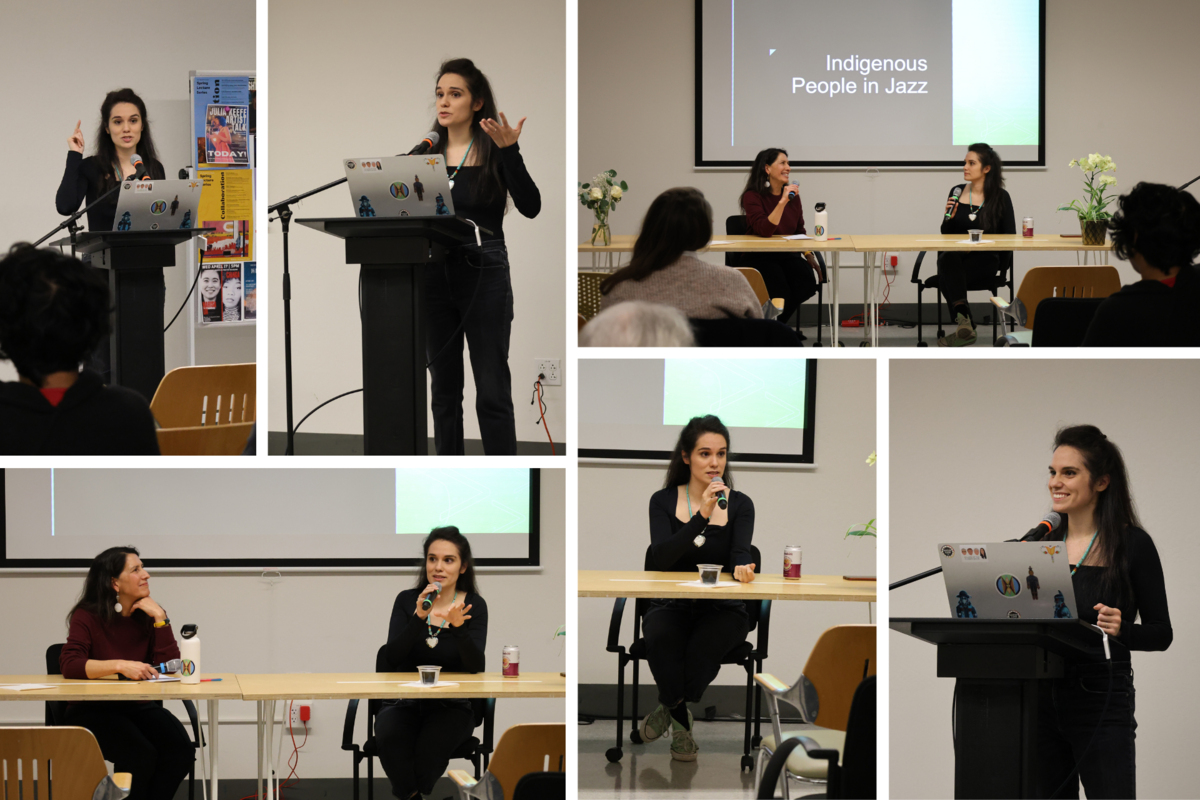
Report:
179,626,201,685
813,202,828,242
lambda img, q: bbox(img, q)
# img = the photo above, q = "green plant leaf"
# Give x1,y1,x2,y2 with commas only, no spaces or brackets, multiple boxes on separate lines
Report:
581,183,590,189
620,181,629,191
606,169,617,177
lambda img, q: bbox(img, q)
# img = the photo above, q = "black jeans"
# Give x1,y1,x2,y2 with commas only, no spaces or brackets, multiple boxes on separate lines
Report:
641,599,750,706
936,250,1001,319
745,253,818,325
1035,661,1136,799
425,241,516,455
63,701,193,800
375,698,476,799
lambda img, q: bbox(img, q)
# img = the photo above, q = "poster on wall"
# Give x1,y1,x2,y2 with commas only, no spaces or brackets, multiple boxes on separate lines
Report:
197,261,252,325
205,104,249,165
197,169,253,260
244,262,256,320
193,75,251,168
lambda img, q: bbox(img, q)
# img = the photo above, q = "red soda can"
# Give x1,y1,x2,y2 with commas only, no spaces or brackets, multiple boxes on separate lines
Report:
783,546,803,580
1022,217,1034,237
502,645,519,677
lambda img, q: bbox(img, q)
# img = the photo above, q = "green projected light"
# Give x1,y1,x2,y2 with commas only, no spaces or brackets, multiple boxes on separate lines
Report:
396,469,530,535
663,360,808,428
952,0,1039,146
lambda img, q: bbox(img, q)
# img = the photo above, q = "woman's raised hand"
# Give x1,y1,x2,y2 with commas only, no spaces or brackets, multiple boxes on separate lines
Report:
1094,604,1122,637
415,583,439,620
699,478,726,519
129,597,166,624
480,112,526,148
733,563,757,583
68,120,85,154
117,660,160,681
445,599,473,627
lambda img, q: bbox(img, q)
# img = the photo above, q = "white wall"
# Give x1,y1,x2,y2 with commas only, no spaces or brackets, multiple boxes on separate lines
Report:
0,468,566,780
0,0,256,384
266,0,567,443
578,0,1200,304
890,359,1199,799
578,358,877,686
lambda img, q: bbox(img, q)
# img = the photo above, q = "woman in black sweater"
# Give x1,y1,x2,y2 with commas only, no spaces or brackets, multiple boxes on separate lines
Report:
1032,425,1171,799
424,58,540,455
937,142,1016,346
376,527,488,800
640,415,756,762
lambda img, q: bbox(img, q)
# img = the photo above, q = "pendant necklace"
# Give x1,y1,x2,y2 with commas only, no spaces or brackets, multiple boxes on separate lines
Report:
1070,532,1099,576
968,185,982,222
686,485,707,547
425,590,460,648
448,138,474,190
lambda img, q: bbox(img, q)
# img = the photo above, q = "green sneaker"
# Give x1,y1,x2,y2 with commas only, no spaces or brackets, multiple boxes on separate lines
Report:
639,703,673,743
954,313,977,345
670,712,699,761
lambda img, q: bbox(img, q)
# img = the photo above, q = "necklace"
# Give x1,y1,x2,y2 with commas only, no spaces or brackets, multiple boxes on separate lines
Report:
448,138,474,190
1070,532,1099,576
967,185,983,222
425,590,460,648
685,485,707,547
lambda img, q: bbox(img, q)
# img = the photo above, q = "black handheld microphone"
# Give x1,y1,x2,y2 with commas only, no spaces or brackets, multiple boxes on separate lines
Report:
945,185,963,217
711,476,728,511
1009,512,1062,542
129,154,149,181
421,581,443,611
788,181,799,200
405,131,440,156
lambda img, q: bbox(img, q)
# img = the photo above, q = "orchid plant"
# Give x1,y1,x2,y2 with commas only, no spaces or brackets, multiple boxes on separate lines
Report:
846,451,878,542
1057,153,1118,222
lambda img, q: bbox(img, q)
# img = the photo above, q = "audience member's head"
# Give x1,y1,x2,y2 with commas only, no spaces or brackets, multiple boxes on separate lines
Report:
0,245,108,386
580,301,696,347
1109,182,1200,279
600,187,713,295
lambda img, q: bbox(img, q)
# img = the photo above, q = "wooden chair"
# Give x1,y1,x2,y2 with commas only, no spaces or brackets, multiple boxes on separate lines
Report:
1010,265,1121,329
726,214,827,345
0,727,131,800
150,363,256,429
449,723,566,800
578,271,608,322
156,421,255,456
736,267,771,305
753,625,876,799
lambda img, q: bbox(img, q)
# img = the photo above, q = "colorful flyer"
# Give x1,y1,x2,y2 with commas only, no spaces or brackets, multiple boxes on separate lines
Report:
243,262,257,320
193,75,251,168
197,261,249,325
198,170,253,260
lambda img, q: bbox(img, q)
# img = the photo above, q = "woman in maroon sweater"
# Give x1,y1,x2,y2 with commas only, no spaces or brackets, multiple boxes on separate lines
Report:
739,148,824,328
61,547,193,800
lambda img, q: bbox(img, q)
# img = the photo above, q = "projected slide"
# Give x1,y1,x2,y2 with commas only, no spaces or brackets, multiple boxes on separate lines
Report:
697,0,1043,166
396,469,531,536
664,360,807,428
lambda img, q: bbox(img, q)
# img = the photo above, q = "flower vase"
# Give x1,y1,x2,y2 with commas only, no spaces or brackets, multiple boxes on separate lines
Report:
591,220,611,247
1080,219,1108,246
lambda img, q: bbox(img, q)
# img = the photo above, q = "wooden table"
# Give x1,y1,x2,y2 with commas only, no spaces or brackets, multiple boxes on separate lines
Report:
237,672,567,794
579,234,863,346
578,570,876,603
0,673,241,797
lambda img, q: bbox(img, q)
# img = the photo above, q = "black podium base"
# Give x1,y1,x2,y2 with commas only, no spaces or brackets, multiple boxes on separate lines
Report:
96,244,171,402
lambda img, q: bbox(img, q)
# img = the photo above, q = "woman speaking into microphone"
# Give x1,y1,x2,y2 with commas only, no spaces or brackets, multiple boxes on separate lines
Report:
639,415,756,762
376,526,489,800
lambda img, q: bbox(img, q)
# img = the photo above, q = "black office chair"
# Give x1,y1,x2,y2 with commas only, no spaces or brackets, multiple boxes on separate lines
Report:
605,544,772,771
45,643,205,800
726,215,827,345
342,643,495,800
512,771,567,800
690,317,804,347
756,676,876,800
1030,297,1105,347
910,250,1015,346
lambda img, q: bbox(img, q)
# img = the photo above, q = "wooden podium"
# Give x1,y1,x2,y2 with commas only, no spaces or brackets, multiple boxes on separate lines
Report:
295,217,485,455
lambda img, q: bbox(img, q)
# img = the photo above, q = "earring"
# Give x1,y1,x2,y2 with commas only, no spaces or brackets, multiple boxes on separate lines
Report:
114,592,123,614
764,179,771,188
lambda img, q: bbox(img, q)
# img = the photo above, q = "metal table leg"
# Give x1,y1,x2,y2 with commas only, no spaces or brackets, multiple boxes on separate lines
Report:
831,252,841,346
206,700,219,799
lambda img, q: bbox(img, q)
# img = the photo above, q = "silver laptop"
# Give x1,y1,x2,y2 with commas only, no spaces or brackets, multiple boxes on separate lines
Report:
343,154,455,219
112,178,203,232
938,541,1080,620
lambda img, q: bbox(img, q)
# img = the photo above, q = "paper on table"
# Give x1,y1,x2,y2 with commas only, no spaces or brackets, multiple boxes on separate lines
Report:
707,240,733,245
782,234,812,240
676,580,739,588
141,675,181,683
400,681,460,689
958,239,995,244
0,684,56,691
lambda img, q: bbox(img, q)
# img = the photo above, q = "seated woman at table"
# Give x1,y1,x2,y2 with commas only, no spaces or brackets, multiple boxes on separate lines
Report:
739,147,823,330
1083,181,1200,347
640,415,756,762
376,526,488,800
937,143,1016,346
599,187,762,320
59,546,193,800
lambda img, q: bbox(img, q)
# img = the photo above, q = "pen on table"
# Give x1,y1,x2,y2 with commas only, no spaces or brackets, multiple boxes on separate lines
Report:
200,678,223,682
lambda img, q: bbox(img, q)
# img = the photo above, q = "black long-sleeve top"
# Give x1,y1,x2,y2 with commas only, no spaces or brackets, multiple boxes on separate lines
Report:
446,142,539,242
383,588,487,673
940,184,1016,237
648,486,755,572
55,151,166,233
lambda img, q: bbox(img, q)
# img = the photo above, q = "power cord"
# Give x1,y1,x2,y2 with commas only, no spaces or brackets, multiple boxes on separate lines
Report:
531,377,555,455
164,238,208,333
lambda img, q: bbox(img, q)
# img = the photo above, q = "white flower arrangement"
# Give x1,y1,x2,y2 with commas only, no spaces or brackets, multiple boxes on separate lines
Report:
578,169,629,246
1058,153,1118,222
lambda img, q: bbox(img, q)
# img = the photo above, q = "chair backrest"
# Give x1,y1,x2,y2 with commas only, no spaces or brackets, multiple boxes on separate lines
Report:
725,215,749,267
0,727,110,800
690,318,803,347
1031,297,1106,347
735,267,771,305
487,723,565,800
513,770,567,800
578,272,608,321
1016,266,1122,328
835,675,876,800
156,421,256,456
150,363,256,428
45,642,67,726
797,625,876,731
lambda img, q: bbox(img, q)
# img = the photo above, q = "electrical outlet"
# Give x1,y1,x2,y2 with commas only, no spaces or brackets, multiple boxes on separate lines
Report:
289,701,312,729
534,359,561,386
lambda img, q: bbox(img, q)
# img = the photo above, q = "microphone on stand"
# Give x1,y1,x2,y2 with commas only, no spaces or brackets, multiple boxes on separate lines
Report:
421,582,443,611
711,476,728,511
1007,512,1062,542
129,154,149,180
404,132,440,156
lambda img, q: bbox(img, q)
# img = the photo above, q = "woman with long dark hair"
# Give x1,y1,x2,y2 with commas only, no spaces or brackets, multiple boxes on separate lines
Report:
739,148,823,329
936,143,1016,346
59,547,193,799
375,527,488,800
599,187,761,319
638,415,756,762
423,58,540,455
1032,425,1171,798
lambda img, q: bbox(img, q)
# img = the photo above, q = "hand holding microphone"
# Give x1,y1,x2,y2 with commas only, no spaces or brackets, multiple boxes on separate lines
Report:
945,186,963,218
418,581,442,617
699,477,727,519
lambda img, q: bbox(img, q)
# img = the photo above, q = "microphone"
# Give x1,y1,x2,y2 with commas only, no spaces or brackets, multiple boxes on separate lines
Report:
945,185,963,217
788,181,799,200
711,476,728,511
178,168,189,179
156,659,182,673
405,131,440,156
130,154,149,180
421,581,443,611
1010,512,1062,542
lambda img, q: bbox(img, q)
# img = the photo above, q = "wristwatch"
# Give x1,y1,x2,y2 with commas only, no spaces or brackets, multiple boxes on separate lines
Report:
154,615,171,629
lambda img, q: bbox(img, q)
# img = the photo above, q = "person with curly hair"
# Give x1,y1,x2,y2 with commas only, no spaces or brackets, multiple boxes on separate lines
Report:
1082,182,1200,346
0,245,159,454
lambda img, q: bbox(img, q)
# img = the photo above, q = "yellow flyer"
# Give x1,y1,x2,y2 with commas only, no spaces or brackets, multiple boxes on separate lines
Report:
198,170,254,261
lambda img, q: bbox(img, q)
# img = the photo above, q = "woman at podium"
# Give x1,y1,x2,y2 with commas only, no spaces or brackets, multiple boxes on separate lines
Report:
59,547,193,799
423,58,540,455
1034,425,1171,798
376,527,488,800
639,415,756,762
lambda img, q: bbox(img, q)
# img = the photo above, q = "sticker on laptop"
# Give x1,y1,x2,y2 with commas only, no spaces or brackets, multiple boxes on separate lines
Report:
959,546,988,562
995,574,1022,597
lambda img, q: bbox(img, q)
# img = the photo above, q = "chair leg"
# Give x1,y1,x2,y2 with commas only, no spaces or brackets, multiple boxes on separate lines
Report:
753,658,764,747
991,290,999,342
741,666,754,771
367,754,374,800
936,291,945,339
916,285,925,346
608,654,625,761
631,657,641,743
352,752,360,800
815,281,824,346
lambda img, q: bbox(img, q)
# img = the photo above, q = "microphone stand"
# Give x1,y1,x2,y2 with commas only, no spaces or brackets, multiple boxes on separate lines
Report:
889,566,942,592
31,179,127,253
1180,174,1200,191
267,175,350,457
